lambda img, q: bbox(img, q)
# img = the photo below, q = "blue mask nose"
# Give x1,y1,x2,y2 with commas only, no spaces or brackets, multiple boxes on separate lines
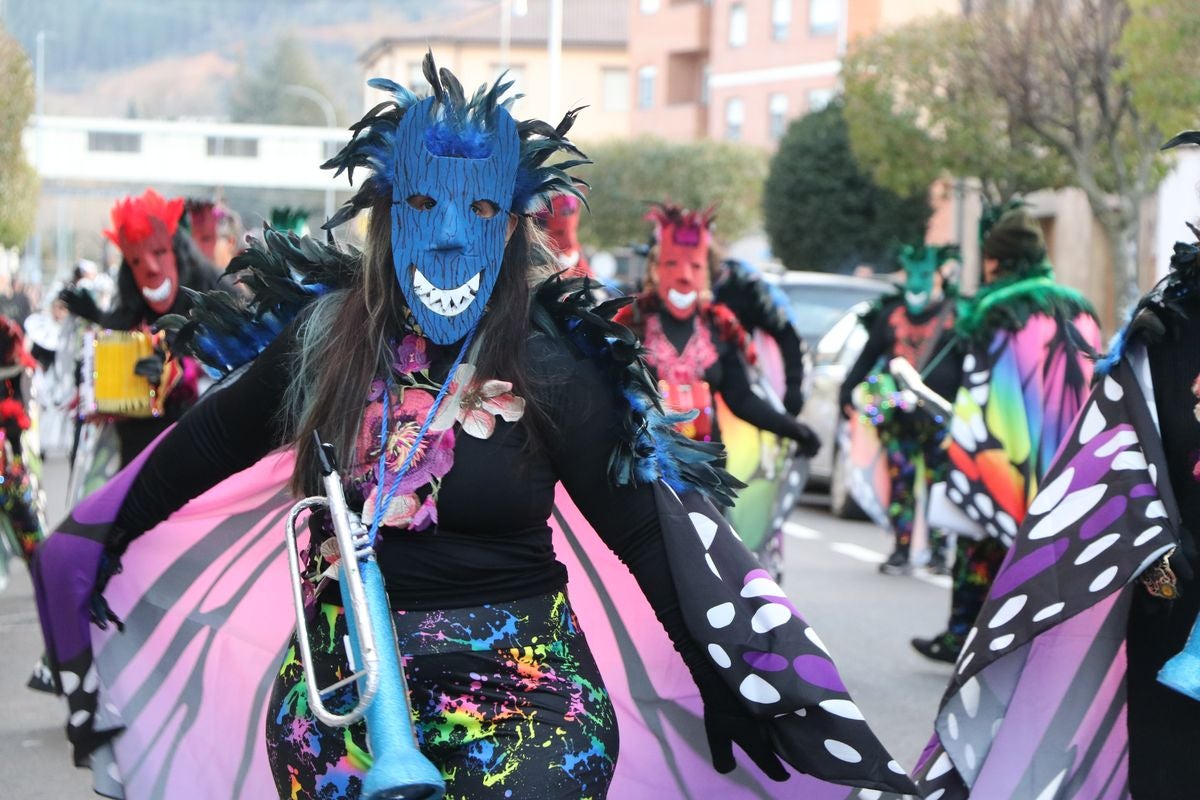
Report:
432,203,466,252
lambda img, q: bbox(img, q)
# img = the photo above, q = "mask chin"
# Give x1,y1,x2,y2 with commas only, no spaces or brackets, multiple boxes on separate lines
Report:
399,260,498,344
662,288,698,319
905,290,929,313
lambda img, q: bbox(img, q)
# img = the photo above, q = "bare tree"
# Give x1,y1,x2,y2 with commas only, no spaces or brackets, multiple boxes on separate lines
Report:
981,0,1160,313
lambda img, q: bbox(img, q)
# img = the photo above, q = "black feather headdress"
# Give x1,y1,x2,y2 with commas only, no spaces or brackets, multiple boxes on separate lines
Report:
322,51,590,230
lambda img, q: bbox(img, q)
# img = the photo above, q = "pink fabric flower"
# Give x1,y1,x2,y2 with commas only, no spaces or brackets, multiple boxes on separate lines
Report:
456,379,526,438
362,489,421,529
395,335,432,375
434,365,527,439
410,494,439,531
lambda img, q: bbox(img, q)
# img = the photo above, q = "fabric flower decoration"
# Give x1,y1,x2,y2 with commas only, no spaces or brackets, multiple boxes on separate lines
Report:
362,489,422,530
355,387,456,528
394,335,432,375
434,364,526,439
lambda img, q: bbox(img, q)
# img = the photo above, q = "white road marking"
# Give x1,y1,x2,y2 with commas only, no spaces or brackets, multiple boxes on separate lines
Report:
783,521,821,540
830,542,887,564
914,573,953,589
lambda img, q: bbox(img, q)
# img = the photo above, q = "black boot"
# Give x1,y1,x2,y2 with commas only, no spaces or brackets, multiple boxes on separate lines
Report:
878,550,912,575
911,631,964,664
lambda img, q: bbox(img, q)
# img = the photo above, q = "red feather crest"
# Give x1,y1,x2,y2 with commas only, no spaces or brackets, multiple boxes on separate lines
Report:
104,189,185,249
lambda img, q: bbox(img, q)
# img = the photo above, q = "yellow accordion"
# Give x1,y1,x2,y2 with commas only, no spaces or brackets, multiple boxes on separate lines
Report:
81,330,179,418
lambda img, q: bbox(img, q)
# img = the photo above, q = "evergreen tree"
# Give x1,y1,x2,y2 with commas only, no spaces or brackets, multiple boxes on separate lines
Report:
764,100,931,273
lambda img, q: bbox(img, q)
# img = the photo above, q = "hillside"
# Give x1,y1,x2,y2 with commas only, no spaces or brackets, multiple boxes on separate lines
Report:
4,0,487,121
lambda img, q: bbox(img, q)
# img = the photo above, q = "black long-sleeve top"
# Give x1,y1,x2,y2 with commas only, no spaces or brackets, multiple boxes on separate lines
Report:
650,310,811,443
112,325,722,686
714,261,807,414
839,297,962,413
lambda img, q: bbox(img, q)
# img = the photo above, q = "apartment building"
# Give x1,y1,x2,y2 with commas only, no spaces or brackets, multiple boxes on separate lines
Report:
361,0,631,140
630,0,957,148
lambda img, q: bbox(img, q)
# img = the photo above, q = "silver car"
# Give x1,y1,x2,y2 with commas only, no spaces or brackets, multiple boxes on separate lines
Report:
772,273,894,516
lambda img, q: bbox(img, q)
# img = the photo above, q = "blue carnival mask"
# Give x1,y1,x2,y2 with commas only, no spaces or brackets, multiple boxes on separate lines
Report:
390,96,520,344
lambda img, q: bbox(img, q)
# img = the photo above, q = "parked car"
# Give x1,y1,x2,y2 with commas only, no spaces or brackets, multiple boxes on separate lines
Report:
768,271,896,346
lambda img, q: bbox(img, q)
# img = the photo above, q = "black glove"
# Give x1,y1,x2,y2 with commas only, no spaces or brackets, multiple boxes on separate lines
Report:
692,664,790,781
58,287,102,324
789,420,821,457
702,699,790,781
134,352,164,386
783,385,804,416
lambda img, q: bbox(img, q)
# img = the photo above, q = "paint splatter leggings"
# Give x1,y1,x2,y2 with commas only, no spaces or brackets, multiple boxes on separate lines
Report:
265,590,618,800
883,431,947,561
948,537,1009,636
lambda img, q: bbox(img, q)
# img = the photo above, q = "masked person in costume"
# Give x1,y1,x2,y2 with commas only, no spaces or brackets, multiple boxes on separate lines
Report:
58,190,216,470
713,258,808,417
269,206,312,237
911,205,1101,663
33,56,915,800
534,190,591,278
184,198,242,271
0,314,44,575
914,134,1200,800
614,203,820,453
839,244,961,575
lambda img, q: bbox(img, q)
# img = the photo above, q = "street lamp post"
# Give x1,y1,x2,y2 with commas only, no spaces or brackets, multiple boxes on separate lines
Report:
282,84,338,224
30,30,57,287
547,0,563,120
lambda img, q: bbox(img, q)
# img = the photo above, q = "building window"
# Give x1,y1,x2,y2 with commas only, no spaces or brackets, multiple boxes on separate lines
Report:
769,93,789,140
701,65,710,106
207,136,259,158
637,66,656,109
810,0,839,35
406,61,425,90
87,131,141,153
729,3,748,47
640,0,660,12
807,87,835,112
725,98,745,141
602,68,629,112
771,0,791,41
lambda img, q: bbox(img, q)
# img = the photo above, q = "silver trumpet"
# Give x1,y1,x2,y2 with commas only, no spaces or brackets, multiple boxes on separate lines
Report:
284,433,445,800
888,356,954,419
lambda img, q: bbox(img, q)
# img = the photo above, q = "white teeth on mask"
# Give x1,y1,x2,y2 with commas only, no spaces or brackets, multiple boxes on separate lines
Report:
906,291,928,307
668,288,698,310
142,278,173,304
412,269,482,318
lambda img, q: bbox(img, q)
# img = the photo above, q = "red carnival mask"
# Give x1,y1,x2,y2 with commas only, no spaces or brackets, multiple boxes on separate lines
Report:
542,194,588,274
648,203,715,321
185,199,223,262
105,189,184,315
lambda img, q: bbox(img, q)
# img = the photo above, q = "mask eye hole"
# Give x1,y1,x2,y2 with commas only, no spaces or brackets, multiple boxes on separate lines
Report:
407,194,437,211
470,200,499,219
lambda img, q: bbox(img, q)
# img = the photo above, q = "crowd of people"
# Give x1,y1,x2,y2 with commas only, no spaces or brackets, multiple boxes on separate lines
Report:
2,50,1199,800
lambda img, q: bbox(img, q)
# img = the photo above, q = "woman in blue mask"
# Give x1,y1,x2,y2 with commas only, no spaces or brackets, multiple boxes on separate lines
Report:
33,56,916,800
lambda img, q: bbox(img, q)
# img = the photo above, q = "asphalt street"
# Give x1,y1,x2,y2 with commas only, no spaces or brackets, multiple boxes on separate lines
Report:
0,464,952,798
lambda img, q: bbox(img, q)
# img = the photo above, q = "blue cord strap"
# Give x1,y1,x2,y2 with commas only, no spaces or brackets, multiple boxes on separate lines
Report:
367,327,478,544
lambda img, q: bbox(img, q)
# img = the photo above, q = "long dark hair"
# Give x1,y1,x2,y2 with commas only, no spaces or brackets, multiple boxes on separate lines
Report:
285,199,552,495
109,231,217,329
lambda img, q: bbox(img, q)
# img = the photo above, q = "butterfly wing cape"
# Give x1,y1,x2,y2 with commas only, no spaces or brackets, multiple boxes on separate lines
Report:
914,340,1177,798
33,442,917,799
943,312,1101,545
